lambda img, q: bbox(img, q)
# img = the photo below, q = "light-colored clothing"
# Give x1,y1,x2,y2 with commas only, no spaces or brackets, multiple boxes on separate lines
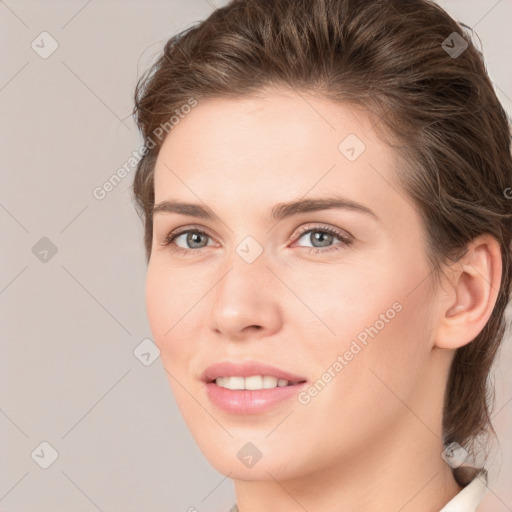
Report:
439,469,488,511
228,469,488,512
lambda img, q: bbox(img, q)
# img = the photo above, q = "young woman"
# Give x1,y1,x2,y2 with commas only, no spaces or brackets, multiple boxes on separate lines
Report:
131,0,512,510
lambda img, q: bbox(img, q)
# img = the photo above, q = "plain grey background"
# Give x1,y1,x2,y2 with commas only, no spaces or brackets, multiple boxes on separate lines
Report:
1,1,511,511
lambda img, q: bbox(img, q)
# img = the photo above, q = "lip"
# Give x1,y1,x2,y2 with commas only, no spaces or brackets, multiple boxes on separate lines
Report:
201,361,308,415
205,381,308,414
201,361,307,384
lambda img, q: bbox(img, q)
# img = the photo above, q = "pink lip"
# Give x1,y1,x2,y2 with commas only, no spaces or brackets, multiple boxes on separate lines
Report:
205,381,308,414
201,361,307,384
201,361,308,415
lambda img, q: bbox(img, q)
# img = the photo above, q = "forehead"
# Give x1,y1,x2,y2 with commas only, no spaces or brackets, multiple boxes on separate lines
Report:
153,89,408,222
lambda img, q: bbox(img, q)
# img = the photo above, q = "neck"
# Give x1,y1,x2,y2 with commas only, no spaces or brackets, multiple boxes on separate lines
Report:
233,402,462,512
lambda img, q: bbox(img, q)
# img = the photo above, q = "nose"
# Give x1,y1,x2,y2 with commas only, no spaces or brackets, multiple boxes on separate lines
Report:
208,252,283,341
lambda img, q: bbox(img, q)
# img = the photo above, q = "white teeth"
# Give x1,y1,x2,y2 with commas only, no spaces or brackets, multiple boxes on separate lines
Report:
214,375,292,390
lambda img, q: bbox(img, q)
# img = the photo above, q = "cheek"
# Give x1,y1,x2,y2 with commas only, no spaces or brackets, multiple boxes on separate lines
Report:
289,281,433,467
358,298,432,420
145,262,198,365
145,264,171,342
275,254,403,341
291,249,434,403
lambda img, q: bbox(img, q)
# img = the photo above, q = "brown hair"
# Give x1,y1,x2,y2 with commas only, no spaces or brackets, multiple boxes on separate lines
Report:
131,0,512,482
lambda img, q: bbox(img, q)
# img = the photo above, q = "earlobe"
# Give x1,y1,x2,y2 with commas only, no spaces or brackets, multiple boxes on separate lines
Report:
434,234,502,350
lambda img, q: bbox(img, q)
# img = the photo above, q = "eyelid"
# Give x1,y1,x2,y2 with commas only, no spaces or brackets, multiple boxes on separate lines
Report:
161,222,353,253
163,223,350,242
292,223,353,243
161,224,216,246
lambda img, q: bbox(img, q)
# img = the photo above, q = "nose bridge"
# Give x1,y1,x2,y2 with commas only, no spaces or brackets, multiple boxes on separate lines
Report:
216,236,271,301
208,236,281,336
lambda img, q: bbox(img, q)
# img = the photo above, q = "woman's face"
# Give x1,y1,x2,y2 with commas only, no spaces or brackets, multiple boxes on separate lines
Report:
146,89,444,480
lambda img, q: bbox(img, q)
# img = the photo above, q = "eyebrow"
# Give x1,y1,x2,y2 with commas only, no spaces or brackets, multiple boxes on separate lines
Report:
153,195,377,222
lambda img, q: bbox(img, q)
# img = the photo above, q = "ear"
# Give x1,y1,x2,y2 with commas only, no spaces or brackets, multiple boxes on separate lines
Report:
434,234,502,350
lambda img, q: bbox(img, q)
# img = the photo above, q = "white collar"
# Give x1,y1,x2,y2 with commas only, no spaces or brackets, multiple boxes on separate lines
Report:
439,470,488,512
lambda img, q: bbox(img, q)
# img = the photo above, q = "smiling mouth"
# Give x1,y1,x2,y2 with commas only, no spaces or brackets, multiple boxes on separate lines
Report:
204,377,308,414
210,375,307,390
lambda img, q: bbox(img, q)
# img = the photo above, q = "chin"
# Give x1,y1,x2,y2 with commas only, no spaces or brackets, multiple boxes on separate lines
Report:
193,434,307,479
209,455,301,481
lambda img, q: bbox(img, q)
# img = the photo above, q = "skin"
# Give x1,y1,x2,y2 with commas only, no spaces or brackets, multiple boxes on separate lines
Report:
145,87,501,512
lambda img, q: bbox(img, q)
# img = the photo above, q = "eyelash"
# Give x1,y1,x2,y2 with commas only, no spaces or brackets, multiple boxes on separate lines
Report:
160,224,353,257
